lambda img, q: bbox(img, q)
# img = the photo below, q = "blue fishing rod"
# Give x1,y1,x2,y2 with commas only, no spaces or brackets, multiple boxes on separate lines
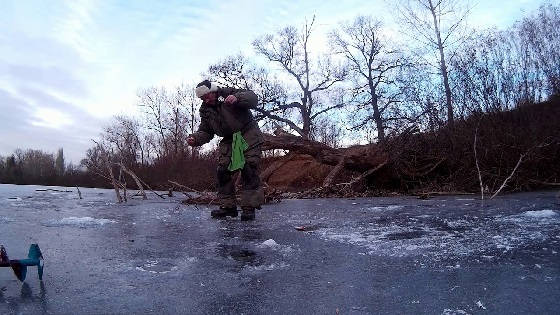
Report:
0,244,44,281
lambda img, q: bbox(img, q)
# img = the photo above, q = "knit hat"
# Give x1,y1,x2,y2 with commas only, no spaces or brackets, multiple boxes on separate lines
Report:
195,80,219,98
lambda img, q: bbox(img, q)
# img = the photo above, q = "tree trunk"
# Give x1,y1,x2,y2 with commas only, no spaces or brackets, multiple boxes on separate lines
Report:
370,92,385,142
429,0,454,128
262,133,387,172
107,163,122,203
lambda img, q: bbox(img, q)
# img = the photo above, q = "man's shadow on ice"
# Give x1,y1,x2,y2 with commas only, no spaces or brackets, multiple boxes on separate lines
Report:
216,220,264,269
0,281,47,313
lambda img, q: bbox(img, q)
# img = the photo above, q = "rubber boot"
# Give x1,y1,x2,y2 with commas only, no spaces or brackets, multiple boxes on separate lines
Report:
240,207,255,221
211,206,238,218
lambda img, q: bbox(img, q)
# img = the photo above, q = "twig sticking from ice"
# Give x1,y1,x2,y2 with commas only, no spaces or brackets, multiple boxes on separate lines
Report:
476,300,486,310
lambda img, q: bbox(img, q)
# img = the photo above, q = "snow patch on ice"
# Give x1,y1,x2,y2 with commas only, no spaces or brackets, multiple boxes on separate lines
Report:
366,205,404,211
244,262,289,272
522,210,557,218
499,210,559,227
44,216,117,228
259,239,278,248
136,259,178,274
257,239,296,256
134,257,196,274
442,309,470,315
318,225,436,258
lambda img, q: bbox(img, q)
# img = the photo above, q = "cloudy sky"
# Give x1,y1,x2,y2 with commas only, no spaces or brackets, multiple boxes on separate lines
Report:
0,0,545,163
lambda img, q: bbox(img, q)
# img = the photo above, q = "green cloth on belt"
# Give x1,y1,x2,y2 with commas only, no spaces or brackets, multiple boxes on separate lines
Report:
228,131,249,171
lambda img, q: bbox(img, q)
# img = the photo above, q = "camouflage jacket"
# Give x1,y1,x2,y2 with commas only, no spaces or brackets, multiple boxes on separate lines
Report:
190,87,263,147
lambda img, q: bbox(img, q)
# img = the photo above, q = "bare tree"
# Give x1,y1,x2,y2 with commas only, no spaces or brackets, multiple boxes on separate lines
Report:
175,83,200,159
137,87,170,158
521,3,560,97
451,4,560,115
253,17,348,139
205,54,294,135
330,16,408,143
103,116,145,166
397,0,472,128
137,85,199,161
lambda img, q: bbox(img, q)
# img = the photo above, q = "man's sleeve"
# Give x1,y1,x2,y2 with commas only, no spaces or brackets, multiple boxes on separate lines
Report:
189,114,214,146
233,89,258,109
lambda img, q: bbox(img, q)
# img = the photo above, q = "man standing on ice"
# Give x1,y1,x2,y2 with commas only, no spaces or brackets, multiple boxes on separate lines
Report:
187,80,264,221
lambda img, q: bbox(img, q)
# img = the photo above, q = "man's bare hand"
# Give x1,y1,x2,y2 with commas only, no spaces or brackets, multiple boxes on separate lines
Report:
224,95,237,105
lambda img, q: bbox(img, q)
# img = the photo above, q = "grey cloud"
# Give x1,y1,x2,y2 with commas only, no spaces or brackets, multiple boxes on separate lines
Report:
0,86,105,163
1,32,90,98
0,31,99,162
0,88,34,130
2,31,89,72
16,85,92,119
4,64,88,98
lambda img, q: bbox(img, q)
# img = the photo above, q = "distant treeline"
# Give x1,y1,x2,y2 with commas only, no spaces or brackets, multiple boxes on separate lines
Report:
0,148,96,187
0,147,217,190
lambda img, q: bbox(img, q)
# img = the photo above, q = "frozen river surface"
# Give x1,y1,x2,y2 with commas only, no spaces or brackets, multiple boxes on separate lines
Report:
0,184,559,314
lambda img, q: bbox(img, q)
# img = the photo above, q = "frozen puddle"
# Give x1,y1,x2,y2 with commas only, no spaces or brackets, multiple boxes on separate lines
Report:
43,216,117,228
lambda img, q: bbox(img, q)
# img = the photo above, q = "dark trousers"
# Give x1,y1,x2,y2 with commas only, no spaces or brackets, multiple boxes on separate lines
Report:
217,141,264,208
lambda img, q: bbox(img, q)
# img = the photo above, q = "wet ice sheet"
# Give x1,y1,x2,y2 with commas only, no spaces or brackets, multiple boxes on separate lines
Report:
1,184,559,314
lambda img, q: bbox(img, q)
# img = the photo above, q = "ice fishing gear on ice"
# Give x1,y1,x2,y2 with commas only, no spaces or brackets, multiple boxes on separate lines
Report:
0,244,44,281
